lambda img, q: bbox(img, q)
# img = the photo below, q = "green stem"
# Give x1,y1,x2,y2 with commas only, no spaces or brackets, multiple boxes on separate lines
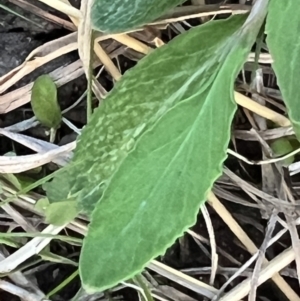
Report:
133,274,154,301
46,269,79,298
0,167,66,207
49,128,57,143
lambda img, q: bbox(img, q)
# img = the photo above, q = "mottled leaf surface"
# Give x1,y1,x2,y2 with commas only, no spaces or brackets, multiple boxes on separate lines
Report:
80,2,268,292
91,0,185,33
266,0,300,138
31,75,61,129
67,15,246,214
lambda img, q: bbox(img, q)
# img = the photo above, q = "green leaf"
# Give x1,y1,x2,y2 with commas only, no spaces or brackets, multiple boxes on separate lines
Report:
270,137,294,166
31,75,62,129
266,1,300,139
45,201,78,226
91,0,185,33
43,168,71,203
80,4,268,293
62,13,254,215
35,198,50,214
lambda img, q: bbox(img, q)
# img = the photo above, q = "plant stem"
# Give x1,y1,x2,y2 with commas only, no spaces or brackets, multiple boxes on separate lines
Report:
134,274,154,301
46,269,79,298
49,128,57,143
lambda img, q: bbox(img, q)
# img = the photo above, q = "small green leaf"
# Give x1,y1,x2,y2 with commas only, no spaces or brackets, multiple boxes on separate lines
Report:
270,137,294,166
45,201,78,226
266,0,300,139
91,0,185,33
43,168,71,202
35,198,50,214
80,2,268,292
31,75,61,129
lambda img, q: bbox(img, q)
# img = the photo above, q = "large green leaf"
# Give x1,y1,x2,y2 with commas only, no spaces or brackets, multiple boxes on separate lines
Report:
266,0,300,138
91,0,185,33
64,14,250,214
80,3,268,293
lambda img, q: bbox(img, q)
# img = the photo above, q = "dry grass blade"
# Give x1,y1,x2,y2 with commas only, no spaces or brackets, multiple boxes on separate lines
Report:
1,203,36,232
4,117,39,133
8,0,76,31
227,146,300,166
207,192,300,301
64,0,122,81
285,214,300,286
0,142,75,173
0,40,78,94
248,52,273,63
0,279,43,301
0,128,71,154
152,4,250,25
223,167,300,211
113,34,151,55
77,0,93,78
0,128,72,165
188,229,242,266
234,126,294,141
248,213,277,301
148,261,218,299
234,92,290,127
0,250,45,299
0,224,66,273
37,0,81,19
201,204,218,286
1,59,92,113
218,248,296,301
